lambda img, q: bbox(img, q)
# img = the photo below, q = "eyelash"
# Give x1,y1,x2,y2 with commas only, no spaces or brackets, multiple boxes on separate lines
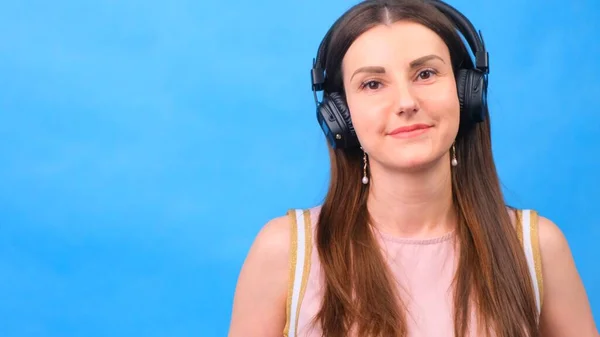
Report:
359,68,439,90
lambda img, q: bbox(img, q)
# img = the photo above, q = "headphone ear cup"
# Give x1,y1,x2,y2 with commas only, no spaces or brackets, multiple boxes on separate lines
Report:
456,68,487,126
456,68,469,118
467,70,487,123
316,92,359,149
327,92,356,141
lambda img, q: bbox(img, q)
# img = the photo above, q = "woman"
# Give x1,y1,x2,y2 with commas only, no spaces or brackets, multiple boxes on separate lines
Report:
228,0,598,336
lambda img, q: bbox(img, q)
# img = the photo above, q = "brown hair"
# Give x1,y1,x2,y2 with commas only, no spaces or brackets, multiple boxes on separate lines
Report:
314,1,540,336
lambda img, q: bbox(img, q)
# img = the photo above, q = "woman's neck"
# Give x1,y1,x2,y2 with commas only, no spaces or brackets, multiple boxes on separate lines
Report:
366,158,457,239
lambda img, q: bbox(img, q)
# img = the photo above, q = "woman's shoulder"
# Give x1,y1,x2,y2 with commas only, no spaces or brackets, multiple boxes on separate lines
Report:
245,205,322,264
507,206,565,249
534,214,568,254
529,213,599,335
229,207,319,337
506,206,567,263
249,212,296,259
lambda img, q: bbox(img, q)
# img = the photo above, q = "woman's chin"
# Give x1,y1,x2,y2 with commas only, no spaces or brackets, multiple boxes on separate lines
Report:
381,154,446,173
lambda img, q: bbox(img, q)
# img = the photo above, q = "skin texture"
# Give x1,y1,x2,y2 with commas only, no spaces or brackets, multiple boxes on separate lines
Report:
227,20,598,337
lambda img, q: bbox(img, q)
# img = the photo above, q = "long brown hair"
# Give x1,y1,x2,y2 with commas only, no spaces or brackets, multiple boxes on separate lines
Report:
314,1,540,336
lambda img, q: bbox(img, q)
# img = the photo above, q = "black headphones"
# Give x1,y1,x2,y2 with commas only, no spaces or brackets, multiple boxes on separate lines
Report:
311,0,490,149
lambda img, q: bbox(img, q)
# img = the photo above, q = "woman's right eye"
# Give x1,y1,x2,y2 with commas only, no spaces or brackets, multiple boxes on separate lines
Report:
360,80,382,91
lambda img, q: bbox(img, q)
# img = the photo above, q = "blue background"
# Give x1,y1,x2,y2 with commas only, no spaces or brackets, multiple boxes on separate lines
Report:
0,0,598,336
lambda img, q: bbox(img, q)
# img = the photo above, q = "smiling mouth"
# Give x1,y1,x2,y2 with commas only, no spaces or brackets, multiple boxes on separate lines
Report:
388,124,432,138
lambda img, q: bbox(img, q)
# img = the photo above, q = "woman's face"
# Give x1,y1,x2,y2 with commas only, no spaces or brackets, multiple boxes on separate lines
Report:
342,20,460,172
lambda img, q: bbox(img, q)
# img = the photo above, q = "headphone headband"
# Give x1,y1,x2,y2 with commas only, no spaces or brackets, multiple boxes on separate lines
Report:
431,0,489,73
310,0,489,95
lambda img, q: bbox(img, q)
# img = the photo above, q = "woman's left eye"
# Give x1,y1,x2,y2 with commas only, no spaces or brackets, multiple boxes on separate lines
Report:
417,69,437,80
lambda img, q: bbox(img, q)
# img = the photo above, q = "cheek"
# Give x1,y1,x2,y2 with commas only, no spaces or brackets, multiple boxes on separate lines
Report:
419,85,460,127
419,82,458,110
347,95,392,141
413,88,460,154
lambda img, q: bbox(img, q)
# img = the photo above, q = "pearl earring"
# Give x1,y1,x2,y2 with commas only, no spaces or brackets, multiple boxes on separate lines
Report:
451,143,458,167
362,148,369,184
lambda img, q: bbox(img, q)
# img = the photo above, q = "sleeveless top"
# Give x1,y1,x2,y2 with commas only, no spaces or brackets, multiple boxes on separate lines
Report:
282,206,544,337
